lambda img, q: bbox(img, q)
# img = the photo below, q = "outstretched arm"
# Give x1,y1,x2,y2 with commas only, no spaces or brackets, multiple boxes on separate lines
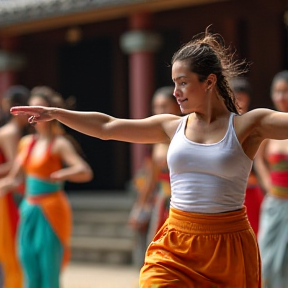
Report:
11,106,181,144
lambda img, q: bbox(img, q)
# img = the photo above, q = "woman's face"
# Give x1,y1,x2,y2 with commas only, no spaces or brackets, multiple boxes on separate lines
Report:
271,79,288,112
152,94,180,115
172,60,206,114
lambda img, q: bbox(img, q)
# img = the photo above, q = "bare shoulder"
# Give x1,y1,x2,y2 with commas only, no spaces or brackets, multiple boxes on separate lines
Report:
0,122,18,138
51,135,75,153
158,114,183,139
234,108,277,128
17,134,34,150
52,135,72,147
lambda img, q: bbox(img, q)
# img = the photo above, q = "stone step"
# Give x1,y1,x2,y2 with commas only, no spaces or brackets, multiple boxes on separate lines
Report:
67,192,137,264
73,223,135,238
70,236,135,264
73,211,130,224
68,192,136,211
71,236,134,251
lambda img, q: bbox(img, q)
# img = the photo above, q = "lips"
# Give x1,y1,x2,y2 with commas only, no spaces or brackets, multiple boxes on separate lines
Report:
177,98,187,105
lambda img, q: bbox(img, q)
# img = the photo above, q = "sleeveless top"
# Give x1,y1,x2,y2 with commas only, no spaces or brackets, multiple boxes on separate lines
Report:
19,136,63,196
167,113,252,213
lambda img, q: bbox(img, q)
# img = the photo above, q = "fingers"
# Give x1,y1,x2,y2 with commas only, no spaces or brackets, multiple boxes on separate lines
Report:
28,116,37,126
10,106,38,115
10,108,27,115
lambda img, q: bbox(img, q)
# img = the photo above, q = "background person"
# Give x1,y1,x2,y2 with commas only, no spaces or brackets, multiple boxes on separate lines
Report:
230,77,264,236
0,85,30,288
128,86,180,268
0,86,93,288
254,70,288,288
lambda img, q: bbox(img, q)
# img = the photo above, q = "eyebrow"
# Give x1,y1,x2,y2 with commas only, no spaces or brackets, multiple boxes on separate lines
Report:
172,75,187,82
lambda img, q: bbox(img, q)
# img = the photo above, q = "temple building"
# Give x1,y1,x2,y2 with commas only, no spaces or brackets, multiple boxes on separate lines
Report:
0,0,286,191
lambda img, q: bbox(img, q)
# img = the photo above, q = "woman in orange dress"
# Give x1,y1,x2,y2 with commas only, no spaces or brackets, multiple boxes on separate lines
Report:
0,87,93,288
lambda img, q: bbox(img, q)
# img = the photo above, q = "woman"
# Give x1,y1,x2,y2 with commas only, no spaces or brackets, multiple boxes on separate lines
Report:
254,70,288,288
9,27,288,287
0,85,30,288
0,86,93,288
129,86,180,267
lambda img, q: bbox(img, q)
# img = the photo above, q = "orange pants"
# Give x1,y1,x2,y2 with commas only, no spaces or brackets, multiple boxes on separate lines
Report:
140,207,261,288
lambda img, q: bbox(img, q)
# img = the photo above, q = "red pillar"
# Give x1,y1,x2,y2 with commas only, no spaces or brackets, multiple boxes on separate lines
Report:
120,13,162,175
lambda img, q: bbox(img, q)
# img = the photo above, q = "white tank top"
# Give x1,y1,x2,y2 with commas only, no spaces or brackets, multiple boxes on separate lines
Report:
167,113,252,214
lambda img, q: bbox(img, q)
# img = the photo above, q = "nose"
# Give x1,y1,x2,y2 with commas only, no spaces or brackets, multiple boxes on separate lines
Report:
173,86,179,98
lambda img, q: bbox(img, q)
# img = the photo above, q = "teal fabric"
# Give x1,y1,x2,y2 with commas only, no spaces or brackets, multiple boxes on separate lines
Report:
25,176,62,196
18,200,63,288
258,195,288,288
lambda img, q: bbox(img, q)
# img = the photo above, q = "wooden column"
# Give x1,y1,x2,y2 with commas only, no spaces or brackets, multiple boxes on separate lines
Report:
120,12,162,175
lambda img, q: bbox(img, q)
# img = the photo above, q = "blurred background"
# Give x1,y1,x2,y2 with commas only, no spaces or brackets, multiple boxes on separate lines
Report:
0,0,287,287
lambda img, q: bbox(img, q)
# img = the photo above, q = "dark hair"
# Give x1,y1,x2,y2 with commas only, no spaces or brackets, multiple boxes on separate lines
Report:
1,85,30,124
4,85,30,107
30,86,76,109
171,26,249,115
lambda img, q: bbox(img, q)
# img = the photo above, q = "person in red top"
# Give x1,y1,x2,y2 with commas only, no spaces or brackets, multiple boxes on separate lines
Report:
230,77,264,236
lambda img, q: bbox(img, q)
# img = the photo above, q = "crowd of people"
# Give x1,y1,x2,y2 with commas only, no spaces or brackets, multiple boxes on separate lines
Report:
0,26,288,288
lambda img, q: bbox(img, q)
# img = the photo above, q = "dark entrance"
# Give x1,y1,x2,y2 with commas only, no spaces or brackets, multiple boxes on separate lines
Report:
58,37,126,192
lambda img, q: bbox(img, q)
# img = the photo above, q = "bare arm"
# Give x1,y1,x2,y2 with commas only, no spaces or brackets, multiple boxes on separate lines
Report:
255,109,288,140
11,107,181,144
235,108,288,159
0,156,25,196
50,136,93,183
0,126,20,177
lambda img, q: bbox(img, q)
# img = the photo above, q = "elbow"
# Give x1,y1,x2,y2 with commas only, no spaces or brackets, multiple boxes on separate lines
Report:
82,166,94,182
74,165,94,183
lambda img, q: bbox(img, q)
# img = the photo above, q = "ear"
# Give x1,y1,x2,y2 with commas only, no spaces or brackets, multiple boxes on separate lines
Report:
206,74,217,89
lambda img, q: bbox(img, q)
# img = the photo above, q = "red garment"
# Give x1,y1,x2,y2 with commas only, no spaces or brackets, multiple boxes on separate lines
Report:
0,149,23,288
244,172,264,236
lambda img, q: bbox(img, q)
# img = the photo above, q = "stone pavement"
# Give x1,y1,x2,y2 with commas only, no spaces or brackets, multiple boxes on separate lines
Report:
61,262,140,288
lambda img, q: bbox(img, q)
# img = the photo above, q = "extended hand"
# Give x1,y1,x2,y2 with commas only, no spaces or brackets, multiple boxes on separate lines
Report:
10,106,54,124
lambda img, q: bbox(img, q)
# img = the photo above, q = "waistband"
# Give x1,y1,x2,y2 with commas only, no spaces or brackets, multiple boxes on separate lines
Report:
269,186,288,199
168,206,251,234
26,190,62,204
26,176,62,196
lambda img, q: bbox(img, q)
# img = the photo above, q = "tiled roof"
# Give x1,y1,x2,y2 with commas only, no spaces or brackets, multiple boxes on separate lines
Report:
0,0,141,27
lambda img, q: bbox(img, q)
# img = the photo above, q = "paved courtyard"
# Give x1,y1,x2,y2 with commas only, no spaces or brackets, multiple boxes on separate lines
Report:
61,262,140,288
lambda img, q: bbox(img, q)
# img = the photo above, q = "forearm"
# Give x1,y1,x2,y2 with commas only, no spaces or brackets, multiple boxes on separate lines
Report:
0,161,13,178
50,164,93,183
0,176,23,195
52,108,113,140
